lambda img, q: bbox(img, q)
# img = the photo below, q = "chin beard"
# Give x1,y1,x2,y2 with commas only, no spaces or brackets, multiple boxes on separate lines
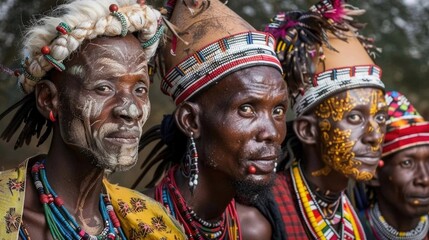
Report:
233,174,275,206
96,155,137,172
78,148,137,172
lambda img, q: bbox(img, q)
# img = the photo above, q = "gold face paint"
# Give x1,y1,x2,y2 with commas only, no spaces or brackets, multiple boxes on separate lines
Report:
313,89,386,181
315,94,354,122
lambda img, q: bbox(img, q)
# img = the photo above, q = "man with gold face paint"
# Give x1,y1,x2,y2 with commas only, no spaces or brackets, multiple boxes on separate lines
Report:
238,0,388,239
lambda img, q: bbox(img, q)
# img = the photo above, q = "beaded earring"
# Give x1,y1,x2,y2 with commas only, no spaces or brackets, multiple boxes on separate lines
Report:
181,132,199,194
49,111,56,122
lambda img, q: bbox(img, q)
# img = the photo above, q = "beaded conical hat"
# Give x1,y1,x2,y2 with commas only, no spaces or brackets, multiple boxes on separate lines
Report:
266,0,385,116
160,0,282,105
315,33,374,73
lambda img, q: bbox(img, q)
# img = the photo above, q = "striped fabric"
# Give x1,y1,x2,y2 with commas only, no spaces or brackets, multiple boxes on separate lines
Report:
161,31,282,105
271,171,309,239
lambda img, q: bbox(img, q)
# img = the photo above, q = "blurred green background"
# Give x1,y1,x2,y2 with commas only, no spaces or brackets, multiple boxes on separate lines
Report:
0,0,428,188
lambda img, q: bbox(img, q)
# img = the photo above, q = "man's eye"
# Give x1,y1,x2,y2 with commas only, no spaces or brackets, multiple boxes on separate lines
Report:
400,159,413,168
96,85,113,92
375,113,387,124
135,86,148,94
348,114,362,123
239,105,254,115
273,107,286,116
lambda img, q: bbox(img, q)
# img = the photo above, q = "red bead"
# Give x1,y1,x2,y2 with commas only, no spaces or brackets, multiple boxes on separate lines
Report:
248,165,256,174
378,159,384,168
78,230,85,237
14,69,21,77
54,196,64,206
39,194,49,204
109,4,118,12
31,164,39,173
56,26,67,35
41,46,50,55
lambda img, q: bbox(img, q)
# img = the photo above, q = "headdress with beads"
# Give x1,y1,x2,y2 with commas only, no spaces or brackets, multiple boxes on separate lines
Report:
382,91,429,157
17,0,162,94
132,0,284,188
265,0,385,117
158,0,283,105
0,0,162,149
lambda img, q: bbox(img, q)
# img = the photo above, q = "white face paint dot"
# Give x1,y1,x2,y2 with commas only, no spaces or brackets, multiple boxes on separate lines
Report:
129,104,139,117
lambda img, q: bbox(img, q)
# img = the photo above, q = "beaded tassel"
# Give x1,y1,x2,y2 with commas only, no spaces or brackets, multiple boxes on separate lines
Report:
181,132,199,194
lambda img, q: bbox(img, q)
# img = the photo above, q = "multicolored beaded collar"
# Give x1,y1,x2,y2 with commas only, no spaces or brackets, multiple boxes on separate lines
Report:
290,161,366,240
155,166,242,240
366,203,429,240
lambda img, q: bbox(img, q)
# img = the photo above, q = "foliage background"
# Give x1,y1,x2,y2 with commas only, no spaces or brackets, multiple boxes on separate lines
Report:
0,0,428,187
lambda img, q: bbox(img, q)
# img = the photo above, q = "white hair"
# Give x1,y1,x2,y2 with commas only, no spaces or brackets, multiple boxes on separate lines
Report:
19,0,161,93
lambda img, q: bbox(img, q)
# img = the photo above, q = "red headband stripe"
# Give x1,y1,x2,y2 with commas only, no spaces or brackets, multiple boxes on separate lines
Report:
382,122,429,156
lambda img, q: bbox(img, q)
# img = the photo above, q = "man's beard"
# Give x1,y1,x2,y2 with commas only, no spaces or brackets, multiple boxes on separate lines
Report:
233,173,275,206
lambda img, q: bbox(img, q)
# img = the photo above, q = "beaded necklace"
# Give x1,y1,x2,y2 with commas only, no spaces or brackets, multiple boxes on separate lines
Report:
20,160,127,240
290,161,366,240
367,203,429,240
155,166,242,240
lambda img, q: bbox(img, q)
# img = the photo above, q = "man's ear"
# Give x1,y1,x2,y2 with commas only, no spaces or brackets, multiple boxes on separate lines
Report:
174,101,201,138
293,115,318,145
35,80,59,120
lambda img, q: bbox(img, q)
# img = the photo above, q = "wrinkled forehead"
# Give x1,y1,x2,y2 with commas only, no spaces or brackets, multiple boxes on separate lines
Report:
66,35,148,81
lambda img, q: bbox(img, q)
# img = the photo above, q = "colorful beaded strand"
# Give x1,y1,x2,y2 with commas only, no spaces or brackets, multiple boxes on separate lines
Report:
290,161,366,240
155,166,241,240
26,160,126,240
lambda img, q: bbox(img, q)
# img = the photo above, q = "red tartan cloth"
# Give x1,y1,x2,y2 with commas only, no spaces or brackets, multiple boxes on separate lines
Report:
272,171,309,239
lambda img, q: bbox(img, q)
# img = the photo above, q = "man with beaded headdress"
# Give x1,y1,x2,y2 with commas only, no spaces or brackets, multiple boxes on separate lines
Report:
239,0,389,239
352,91,429,240
133,0,288,239
0,0,186,239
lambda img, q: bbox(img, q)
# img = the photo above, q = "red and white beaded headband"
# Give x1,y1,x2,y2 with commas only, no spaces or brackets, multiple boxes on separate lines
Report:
161,31,283,105
292,65,385,116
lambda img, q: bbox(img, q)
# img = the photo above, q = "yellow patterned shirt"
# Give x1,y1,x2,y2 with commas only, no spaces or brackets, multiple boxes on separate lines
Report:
0,159,186,240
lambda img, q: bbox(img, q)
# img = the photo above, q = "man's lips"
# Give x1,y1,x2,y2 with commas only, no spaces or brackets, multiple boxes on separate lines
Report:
248,156,277,174
105,131,140,145
406,195,429,205
354,155,380,165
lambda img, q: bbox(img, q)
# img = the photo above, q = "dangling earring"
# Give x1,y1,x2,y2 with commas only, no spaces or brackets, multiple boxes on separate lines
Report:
181,132,199,194
378,159,384,168
49,111,56,122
